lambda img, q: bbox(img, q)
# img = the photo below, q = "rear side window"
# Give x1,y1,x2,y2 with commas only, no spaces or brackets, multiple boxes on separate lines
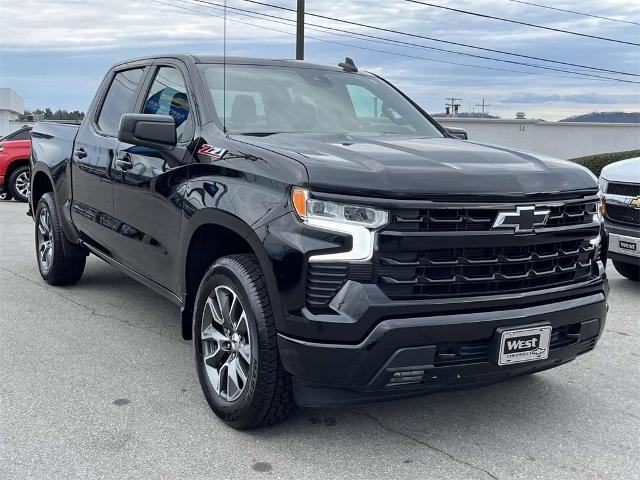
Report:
97,68,145,135
11,129,31,140
1,129,30,141
142,66,193,143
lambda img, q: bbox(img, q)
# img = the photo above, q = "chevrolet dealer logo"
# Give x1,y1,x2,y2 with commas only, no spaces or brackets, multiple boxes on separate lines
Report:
492,206,550,233
631,197,640,209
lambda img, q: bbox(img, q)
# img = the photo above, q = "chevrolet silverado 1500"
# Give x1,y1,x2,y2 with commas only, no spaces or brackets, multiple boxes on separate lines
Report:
30,55,608,429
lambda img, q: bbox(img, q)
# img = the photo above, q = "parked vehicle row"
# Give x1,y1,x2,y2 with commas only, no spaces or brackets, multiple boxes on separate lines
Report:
29,54,611,429
599,157,640,281
0,126,31,202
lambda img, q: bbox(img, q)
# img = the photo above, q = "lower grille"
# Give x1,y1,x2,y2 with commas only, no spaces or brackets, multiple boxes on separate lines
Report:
605,205,640,226
433,323,584,367
376,239,595,300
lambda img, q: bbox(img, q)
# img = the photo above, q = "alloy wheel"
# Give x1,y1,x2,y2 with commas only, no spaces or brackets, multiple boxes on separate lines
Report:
15,171,30,198
37,207,54,274
201,285,252,402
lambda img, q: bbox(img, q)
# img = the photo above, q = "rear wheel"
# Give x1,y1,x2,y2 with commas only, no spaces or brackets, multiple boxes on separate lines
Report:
8,165,30,202
194,254,295,429
35,192,86,285
613,260,639,282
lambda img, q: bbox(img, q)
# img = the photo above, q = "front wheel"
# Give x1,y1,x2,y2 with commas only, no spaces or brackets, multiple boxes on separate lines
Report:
35,192,86,285
193,254,295,429
8,165,30,202
613,260,639,282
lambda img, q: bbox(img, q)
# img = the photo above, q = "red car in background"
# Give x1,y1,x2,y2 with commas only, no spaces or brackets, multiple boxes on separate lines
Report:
0,126,31,202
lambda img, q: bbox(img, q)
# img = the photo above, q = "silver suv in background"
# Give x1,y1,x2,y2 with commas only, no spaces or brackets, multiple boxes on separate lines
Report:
600,157,640,281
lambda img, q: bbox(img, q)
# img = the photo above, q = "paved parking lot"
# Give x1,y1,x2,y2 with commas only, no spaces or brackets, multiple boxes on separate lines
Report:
0,200,638,480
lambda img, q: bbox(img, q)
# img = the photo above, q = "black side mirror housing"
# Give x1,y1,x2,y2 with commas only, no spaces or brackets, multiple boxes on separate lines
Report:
445,127,468,140
118,114,177,150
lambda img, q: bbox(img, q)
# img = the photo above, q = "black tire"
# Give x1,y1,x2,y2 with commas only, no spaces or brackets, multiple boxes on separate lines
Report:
193,254,295,429
35,192,86,285
8,165,30,202
613,260,639,282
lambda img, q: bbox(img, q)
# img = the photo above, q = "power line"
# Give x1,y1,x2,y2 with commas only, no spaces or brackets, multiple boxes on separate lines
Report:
158,0,639,85
236,0,639,77
406,0,640,46
506,0,640,27
180,0,639,83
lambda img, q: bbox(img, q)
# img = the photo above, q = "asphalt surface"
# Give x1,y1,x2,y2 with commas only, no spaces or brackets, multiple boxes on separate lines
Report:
0,200,638,480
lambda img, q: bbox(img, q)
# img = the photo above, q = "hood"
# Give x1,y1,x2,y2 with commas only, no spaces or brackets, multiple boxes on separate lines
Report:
236,133,598,200
600,157,640,183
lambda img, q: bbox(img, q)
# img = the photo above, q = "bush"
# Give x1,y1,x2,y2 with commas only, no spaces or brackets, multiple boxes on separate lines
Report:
570,150,640,177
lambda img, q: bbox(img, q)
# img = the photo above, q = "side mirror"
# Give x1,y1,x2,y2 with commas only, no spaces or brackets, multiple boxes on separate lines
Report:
118,114,176,150
445,127,468,140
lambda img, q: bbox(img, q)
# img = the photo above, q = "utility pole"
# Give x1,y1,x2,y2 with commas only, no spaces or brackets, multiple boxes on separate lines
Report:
474,98,492,115
296,0,305,60
445,97,462,117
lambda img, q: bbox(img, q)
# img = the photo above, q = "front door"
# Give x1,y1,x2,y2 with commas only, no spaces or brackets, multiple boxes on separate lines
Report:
111,62,195,293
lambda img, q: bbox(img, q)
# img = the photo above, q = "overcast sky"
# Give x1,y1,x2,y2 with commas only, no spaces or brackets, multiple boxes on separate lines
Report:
0,0,638,120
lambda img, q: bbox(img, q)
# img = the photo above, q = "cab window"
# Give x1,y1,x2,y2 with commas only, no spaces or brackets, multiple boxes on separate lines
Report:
142,66,193,143
97,68,145,136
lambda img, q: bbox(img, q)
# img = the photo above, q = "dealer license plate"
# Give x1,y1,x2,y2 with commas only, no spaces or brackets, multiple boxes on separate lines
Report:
498,326,552,366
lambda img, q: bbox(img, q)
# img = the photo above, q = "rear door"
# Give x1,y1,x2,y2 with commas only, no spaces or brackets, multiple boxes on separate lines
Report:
110,60,195,292
71,65,148,253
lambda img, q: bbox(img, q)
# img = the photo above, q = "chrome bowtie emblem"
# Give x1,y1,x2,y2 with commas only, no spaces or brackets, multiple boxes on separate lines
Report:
492,206,550,233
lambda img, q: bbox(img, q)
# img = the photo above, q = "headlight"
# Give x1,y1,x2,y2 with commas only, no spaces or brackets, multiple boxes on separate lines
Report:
292,187,388,228
597,176,608,193
292,187,389,262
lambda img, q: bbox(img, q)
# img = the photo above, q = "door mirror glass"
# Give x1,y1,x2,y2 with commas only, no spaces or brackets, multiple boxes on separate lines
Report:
118,113,176,150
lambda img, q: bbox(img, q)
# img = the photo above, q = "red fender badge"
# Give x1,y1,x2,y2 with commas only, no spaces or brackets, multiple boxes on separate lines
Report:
198,144,228,159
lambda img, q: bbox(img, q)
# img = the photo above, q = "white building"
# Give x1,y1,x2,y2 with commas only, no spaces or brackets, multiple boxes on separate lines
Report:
438,117,640,159
0,88,25,136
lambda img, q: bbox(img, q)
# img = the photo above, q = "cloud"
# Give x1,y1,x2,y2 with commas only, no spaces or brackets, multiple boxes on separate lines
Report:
1,0,638,120
500,93,638,104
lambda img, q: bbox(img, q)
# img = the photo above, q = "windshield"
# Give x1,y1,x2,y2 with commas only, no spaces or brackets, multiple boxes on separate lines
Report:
199,64,443,137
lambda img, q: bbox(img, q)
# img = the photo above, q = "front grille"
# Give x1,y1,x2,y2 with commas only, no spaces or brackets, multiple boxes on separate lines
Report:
305,197,600,309
605,205,640,226
389,201,597,232
376,239,595,300
607,182,640,197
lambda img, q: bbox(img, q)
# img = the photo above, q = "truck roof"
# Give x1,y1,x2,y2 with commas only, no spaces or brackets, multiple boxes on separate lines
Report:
112,54,357,73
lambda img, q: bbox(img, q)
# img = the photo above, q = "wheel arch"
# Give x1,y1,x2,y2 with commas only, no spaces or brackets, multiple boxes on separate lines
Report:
31,169,54,210
4,157,30,182
180,209,282,340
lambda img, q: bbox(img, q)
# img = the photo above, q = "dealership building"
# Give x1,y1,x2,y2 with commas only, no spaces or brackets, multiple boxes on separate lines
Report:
0,88,26,136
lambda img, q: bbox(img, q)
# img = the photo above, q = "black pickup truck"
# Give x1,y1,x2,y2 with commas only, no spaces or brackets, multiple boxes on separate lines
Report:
30,54,608,429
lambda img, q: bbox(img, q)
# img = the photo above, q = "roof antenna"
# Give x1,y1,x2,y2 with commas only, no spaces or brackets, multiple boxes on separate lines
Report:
338,57,358,73
223,0,227,133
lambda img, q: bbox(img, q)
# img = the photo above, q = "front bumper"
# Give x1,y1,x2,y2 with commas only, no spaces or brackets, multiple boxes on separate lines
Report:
605,220,640,265
279,289,607,407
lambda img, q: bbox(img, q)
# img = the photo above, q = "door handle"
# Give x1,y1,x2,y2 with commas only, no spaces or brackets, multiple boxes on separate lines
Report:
116,154,133,171
73,148,87,159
